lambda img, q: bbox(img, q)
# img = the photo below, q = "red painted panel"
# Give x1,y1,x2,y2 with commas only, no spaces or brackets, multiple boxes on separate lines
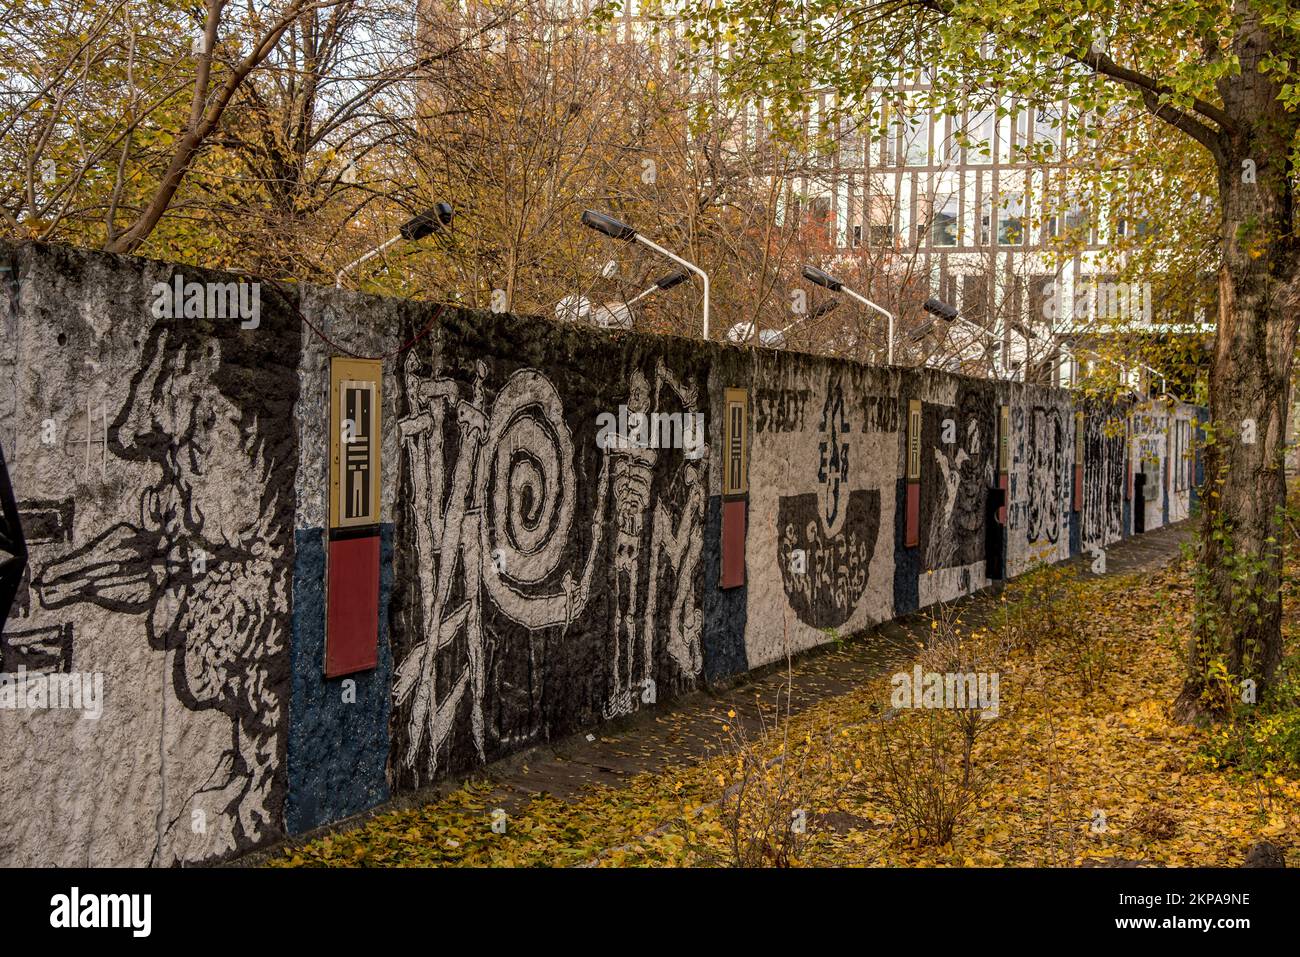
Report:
721,498,747,588
1073,464,1083,512
326,534,380,677
905,480,920,547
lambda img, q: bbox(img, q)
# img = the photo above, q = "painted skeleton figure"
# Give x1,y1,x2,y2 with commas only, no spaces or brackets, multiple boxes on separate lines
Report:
605,360,706,718
395,346,707,771
606,370,656,717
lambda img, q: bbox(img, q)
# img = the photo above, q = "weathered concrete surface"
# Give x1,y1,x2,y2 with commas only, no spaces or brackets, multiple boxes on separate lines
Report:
0,239,1201,866
1,242,300,865
235,520,1191,867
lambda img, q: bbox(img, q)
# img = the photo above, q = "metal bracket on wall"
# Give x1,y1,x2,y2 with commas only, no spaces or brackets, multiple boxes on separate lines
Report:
905,399,921,547
326,357,383,677
721,388,748,589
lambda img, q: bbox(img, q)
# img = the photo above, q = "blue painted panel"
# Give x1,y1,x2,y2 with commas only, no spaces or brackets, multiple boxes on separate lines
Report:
701,495,748,682
287,524,393,834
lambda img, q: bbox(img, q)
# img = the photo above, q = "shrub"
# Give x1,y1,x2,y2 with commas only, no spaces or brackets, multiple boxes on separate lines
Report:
869,602,1002,847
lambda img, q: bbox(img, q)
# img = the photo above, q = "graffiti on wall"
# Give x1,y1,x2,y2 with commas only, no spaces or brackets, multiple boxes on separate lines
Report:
774,378,882,629
918,385,995,603
20,312,298,864
749,366,896,663
603,361,706,716
1005,394,1073,577
0,243,1210,868
1025,406,1064,546
1081,407,1126,552
1131,406,1169,527
390,343,706,786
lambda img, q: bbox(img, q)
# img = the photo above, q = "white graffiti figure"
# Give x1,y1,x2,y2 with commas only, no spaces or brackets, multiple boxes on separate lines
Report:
607,370,657,717
395,348,610,779
605,360,707,718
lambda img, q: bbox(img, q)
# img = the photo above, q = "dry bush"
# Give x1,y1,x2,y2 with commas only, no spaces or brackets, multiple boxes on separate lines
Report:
995,560,1079,653
871,709,980,847
996,559,1111,695
707,684,838,867
869,601,1005,847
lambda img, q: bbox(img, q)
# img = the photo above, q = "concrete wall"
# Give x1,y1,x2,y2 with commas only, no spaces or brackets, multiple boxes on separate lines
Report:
0,243,299,865
0,242,1203,865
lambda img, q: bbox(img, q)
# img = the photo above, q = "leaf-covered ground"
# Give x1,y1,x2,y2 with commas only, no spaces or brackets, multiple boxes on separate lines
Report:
270,556,1300,868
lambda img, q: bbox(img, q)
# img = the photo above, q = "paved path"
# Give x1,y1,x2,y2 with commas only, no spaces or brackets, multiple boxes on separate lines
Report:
242,521,1192,862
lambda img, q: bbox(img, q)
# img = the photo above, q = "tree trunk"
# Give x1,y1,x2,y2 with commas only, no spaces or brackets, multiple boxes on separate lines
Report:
1174,61,1300,721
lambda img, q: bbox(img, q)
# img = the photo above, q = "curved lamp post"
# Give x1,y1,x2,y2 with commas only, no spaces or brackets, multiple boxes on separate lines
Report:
731,297,840,350
624,268,689,309
335,202,454,288
923,297,1037,381
801,264,895,365
581,210,710,339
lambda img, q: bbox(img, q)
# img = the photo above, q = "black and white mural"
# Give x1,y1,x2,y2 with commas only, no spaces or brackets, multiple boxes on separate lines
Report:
1,247,297,866
1081,402,1127,554
1,242,1204,866
389,337,708,787
747,361,897,666
918,382,996,605
1007,391,1073,576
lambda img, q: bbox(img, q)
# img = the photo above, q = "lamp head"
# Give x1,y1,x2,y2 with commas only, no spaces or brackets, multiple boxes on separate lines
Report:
400,203,453,241
581,209,637,241
654,269,689,291
923,298,958,322
801,264,843,292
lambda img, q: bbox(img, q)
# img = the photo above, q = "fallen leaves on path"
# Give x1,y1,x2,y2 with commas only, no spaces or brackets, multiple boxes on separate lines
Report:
272,559,1299,868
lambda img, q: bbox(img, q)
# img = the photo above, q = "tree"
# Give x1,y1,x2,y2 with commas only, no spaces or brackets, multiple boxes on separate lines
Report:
672,0,1300,714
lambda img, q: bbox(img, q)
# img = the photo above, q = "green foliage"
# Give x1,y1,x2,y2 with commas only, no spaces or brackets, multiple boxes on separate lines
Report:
1192,653,1300,778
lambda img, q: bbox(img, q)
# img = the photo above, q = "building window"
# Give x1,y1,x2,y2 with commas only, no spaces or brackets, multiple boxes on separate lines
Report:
932,194,959,246
902,108,930,166
1064,196,1090,233
1035,102,1064,155
867,193,894,245
852,224,863,247
966,107,995,164
998,192,1025,245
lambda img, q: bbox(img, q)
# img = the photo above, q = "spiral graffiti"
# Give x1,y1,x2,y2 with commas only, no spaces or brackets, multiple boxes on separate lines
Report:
480,369,605,628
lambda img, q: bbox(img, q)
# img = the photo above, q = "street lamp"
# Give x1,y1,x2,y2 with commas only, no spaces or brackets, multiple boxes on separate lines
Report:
909,318,939,343
624,269,689,309
726,300,838,350
801,265,895,365
923,298,1000,376
335,203,453,288
580,210,710,339
923,297,1035,380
